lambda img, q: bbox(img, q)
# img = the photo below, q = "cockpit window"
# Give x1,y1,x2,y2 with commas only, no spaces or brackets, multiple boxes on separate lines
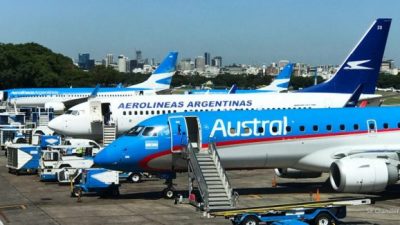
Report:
142,127,162,137
126,126,144,136
65,110,80,115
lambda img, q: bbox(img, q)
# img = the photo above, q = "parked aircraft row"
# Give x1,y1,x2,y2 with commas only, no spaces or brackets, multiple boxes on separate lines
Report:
92,18,399,196
49,18,391,140
0,52,178,112
3,18,398,196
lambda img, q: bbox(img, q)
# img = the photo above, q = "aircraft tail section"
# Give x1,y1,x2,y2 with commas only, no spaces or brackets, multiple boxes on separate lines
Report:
128,51,178,91
299,18,391,94
258,63,293,92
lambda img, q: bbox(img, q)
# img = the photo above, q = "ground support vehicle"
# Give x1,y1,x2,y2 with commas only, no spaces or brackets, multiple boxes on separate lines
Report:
71,168,120,197
39,149,93,181
6,144,40,175
210,198,372,225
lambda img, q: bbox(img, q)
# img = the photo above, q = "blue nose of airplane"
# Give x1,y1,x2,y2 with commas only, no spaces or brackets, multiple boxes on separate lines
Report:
94,144,122,170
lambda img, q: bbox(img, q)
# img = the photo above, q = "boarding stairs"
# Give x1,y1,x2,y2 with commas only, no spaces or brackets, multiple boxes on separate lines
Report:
103,123,117,147
38,114,50,126
186,142,237,211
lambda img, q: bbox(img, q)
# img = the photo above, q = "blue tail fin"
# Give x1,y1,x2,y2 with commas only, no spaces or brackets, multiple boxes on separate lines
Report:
128,51,178,91
300,18,391,94
153,52,178,74
228,84,238,94
258,63,293,92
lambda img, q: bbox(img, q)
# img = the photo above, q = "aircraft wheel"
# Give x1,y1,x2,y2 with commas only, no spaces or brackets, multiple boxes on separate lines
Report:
313,212,333,225
128,173,142,183
240,215,259,225
163,188,175,199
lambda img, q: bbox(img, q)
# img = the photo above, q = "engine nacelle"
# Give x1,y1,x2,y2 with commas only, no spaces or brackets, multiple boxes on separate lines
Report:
330,158,399,193
44,102,65,112
274,168,322,179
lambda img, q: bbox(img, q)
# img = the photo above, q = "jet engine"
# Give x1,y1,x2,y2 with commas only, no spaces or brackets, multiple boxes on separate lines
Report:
44,102,65,112
274,168,322,179
330,157,399,193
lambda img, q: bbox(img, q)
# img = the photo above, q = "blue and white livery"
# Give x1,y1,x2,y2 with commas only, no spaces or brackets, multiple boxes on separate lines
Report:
48,19,391,139
94,106,400,193
0,52,178,111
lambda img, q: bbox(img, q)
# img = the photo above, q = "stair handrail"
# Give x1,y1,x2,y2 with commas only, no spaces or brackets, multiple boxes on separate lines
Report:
185,143,209,209
208,141,235,207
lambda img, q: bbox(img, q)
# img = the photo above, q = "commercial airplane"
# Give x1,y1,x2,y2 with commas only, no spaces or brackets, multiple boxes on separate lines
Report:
48,18,391,139
94,106,400,195
188,63,294,94
0,52,178,112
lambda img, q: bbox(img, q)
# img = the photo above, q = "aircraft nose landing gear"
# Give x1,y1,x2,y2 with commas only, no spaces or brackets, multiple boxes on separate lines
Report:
163,178,176,199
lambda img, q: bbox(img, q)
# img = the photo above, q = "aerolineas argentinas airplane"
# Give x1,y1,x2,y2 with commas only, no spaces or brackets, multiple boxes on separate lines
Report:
0,52,178,112
94,107,400,195
48,18,391,139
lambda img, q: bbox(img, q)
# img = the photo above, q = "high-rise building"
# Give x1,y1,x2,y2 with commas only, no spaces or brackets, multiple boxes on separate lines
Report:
78,53,94,70
118,55,128,73
211,56,222,68
106,54,114,66
136,50,142,62
204,52,211,65
178,58,193,71
195,56,205,72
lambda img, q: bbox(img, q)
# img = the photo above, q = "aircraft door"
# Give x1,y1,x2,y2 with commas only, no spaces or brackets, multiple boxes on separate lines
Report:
89,101,102,122
101,103,112,124
168,116,188,153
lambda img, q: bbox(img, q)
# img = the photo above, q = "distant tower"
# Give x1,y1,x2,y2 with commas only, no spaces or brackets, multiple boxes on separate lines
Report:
262,65,266,75
118,55,127,73
136,50,142,62
106,54,114,65
211,56,222,68
195,56,206,71
204,52,211,66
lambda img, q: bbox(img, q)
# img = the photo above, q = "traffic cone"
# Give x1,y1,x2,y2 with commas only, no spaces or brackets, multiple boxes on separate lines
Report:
315,188,320,202
272,175,277,188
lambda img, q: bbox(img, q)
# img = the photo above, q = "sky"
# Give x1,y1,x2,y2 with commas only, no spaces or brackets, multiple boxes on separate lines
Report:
0,0,399,66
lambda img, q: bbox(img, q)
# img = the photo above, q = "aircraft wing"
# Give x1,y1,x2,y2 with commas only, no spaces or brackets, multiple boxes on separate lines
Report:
62,85,100,109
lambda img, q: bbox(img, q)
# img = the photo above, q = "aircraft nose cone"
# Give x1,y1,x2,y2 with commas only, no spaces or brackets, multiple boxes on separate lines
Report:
48,117,63,133
94,145,121,169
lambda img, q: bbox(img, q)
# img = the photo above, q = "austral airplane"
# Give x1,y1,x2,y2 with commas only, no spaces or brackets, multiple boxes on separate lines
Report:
48,18,391,140
0,52,178,112
94,106,400,197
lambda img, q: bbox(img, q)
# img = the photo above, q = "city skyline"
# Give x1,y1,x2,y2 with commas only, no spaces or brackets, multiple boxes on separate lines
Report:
0,0,399,66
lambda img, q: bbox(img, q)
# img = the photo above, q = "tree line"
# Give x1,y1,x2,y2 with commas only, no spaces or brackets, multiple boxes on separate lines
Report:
0,42,397,90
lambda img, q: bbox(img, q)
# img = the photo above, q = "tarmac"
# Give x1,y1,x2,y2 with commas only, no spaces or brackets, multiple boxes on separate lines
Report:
0,152,399,225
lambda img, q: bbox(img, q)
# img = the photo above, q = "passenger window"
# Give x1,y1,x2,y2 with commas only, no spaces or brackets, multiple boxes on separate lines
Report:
257,127,264,134
383,123,389,129
128,111,132,115
140,111,143,115
313,125,318,132
398,122,400,128
123,111,126,116
285,126,291,132
271,126,278,133
229,128,236,135
134,111,138,115
243,127,250,134
369,123,375,129
353,124,359,130
299,125,305,132
326,125,332,131
340,124,345,131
